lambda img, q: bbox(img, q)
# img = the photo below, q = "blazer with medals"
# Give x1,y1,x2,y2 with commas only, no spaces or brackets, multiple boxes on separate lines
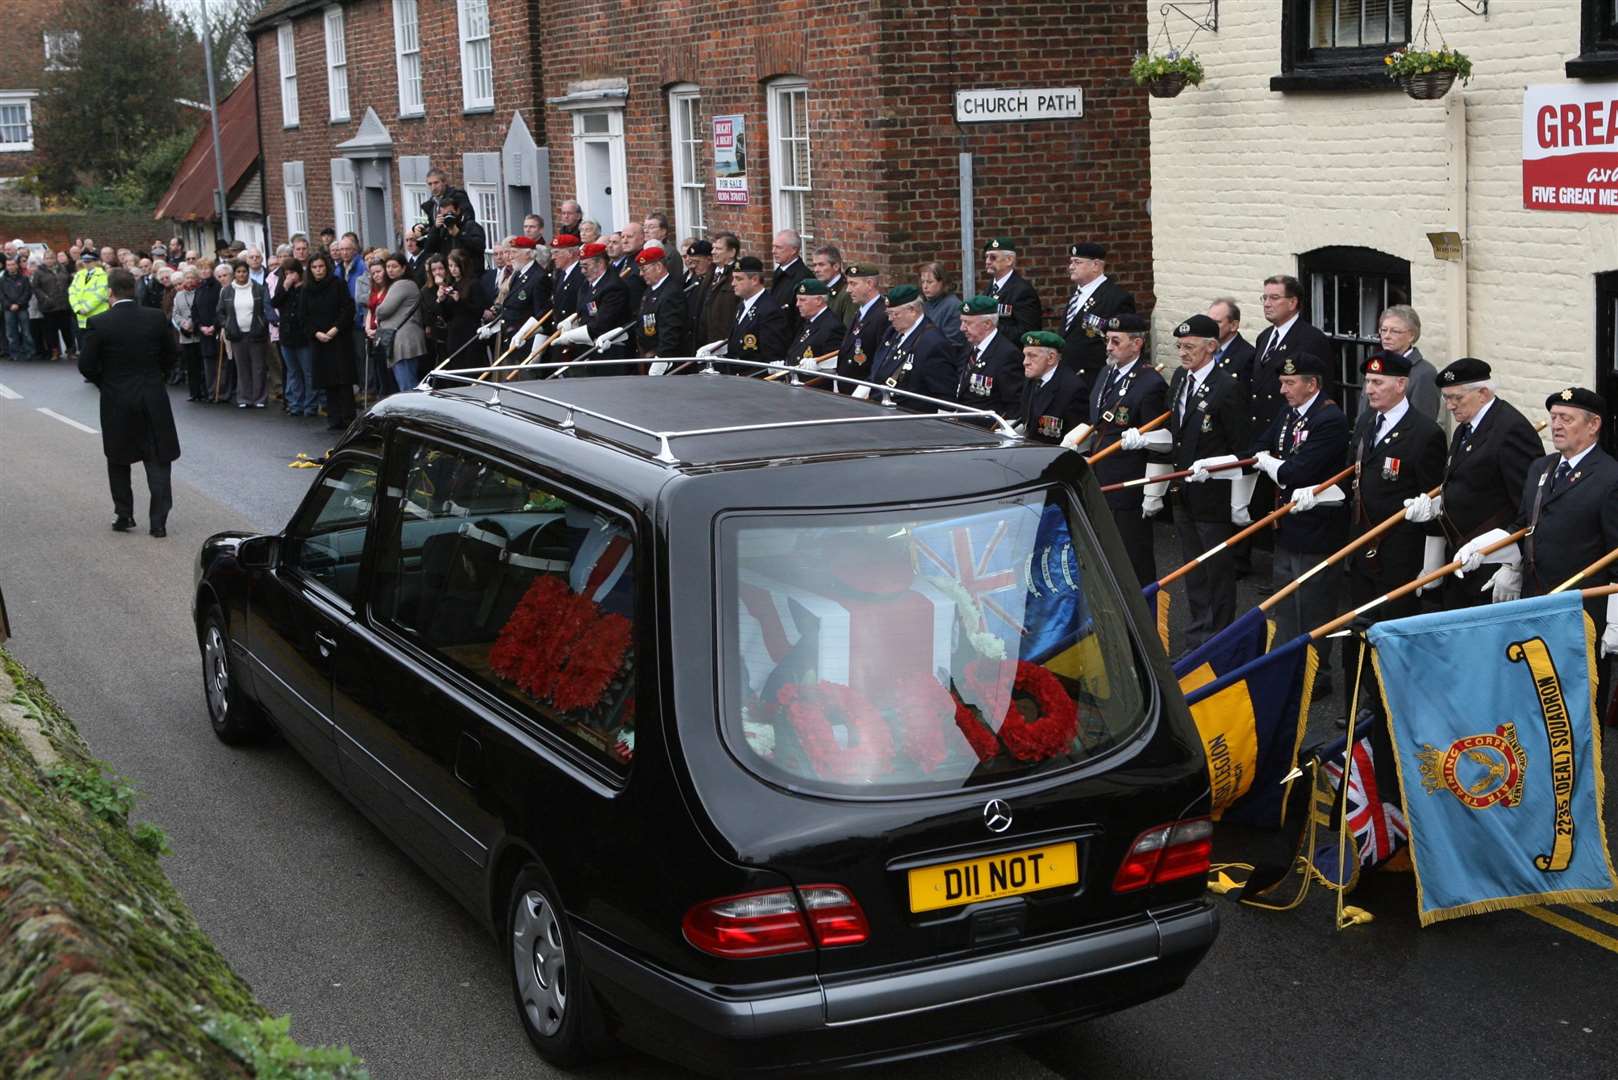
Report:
1019,365,1086,445
635,274,691,358
872,317,960,405
1089,359,1169,513
497,262,545,339
1060,277,1134,383
836,296,887,384
1165,364,1251,522
1251,391,1350,553
1436,396,1542,550
956,327,1026,419
1215,333,1256,385
581,270,633,360
551,263,585,325
727,290,790,370
700,262,740,347
787,307,845,368
1249,317,1331,434
988,270,1042,343
1514,446,1618,611
1347,404,1447,578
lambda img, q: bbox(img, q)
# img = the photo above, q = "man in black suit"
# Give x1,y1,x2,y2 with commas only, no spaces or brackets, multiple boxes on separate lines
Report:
682,238,715,329
494,236,547,363
632,246,690,371
1457,386,1618,711
553,241,633,376
1086,314,1169,587
1058,242,1133,388
1251,275,1332,439
1017,331,1085,444
725,255,789,372
79,269,180,537
982,237,1041,343
1252,352,1350,676
956,294,1025,420
836,263,887,388
870,284,960,406
611,223,647,311
699,232,741,351
769,229,812,337
1402,357,1543,610
784,278,844,376
1209,297,1256,385
1163,314,1252,649
549,234,584,326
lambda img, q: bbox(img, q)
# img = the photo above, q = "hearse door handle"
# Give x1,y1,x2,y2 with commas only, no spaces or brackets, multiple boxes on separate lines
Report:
314,631,337,658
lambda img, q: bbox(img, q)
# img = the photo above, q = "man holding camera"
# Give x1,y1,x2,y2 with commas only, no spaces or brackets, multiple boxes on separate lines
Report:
415,178,487,275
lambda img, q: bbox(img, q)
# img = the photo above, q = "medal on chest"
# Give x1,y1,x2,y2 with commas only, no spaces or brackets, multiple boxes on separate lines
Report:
886,348,916,387
742,333,758,351
641,312,656,336
969,372,994,397
1382,457,1401,481
1038,414,1063,438
586,300,598,317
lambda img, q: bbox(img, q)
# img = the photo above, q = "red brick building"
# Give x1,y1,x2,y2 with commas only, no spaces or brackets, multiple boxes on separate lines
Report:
0,0,73,204
538,0,1154,317
248,0,548,252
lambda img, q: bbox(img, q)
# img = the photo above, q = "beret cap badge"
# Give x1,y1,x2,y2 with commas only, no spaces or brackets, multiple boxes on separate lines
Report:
1177,322,1190,335
1562,389,1574,400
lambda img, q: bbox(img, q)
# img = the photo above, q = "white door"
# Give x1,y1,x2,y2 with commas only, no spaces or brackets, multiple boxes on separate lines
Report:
571,109,626,232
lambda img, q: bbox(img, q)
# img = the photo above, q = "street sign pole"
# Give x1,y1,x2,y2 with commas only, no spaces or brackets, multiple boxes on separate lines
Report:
959,152,974,295
201,0,231,241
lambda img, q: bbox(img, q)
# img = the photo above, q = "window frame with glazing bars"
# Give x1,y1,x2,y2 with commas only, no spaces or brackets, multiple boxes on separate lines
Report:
1298,245,1412,423
1568,1,1618,79
1272,0,1412,92
767,77,812,242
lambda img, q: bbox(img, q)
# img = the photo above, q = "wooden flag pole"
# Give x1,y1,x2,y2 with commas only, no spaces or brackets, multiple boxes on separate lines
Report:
1100,457,1257,493
1084,410,1172,466
501,326,568,381
1154,465,1355,591
1551,545,1618,593
1307,526,1530,640
1261,483,1442,613
477,333,533,381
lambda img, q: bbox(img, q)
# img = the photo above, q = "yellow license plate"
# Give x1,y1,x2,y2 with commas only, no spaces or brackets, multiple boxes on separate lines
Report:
906,842,1079,914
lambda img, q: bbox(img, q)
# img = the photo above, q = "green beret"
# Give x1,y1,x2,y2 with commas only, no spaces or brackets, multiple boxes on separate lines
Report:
887,284,921,306
960,294,999,316
984,238,1017,254
1021,330,1064,350
844,263,879,278
795,278,830,297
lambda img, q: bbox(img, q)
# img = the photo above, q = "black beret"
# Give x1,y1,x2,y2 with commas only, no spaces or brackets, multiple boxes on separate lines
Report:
1547,386,1606,415
1361,348,1413,377
686,239,714,256
1278,352,1330,379
1437,357,1490,387
1106,313,1148,334
1173,314,1220,339
1069,242,1106,259
736,255,765,273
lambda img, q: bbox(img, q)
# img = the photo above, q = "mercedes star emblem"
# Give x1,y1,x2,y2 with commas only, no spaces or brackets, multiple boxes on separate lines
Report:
983,799,1013,833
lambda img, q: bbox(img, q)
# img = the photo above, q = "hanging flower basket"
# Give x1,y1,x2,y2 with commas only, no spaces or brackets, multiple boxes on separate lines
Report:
1399,70,1457,100
1130,51,1205,100
1147,72,1189,99
1385,46,1472,100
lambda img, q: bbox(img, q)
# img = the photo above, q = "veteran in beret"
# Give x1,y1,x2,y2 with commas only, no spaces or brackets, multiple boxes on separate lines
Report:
1403,357,1544,609
554,240,634,375
725,255,790,373
1161,314,1252,648
1088,312,1170,587
682,238,716,326
1017,331,1085,445
835,263,888,388
633,245,691,370
982,238,1042,344
549,234,585,327
787,277,846,374
868,284,960,406
956,294,1026,420
494,234,549,359
1059,241,1135,388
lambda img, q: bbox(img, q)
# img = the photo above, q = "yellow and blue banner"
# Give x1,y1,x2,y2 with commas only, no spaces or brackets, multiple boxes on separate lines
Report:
1140,582,1172,654
1368,593,1618,926
1173,607,1272,685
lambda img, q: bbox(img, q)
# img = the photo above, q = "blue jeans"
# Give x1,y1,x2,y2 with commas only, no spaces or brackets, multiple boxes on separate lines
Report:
390,356,419,394
5,308,33,358
282,344,316,414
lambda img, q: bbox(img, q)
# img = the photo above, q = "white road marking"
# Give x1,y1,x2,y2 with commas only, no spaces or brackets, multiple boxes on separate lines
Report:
36,408,98,435
0,383,20,400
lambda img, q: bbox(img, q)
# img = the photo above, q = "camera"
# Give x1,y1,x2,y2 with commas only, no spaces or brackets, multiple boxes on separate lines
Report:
441,213,461,230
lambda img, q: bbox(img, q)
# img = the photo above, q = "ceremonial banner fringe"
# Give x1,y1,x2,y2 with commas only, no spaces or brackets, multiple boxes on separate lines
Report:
1368,594,1618,926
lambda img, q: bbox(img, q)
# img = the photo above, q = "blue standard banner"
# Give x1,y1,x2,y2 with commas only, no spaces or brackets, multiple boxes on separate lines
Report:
1368,593,1618,926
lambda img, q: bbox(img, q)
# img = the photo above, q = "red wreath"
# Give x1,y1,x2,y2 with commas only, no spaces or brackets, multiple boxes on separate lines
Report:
777,682,895,783
960,659,1078,763
490,576,633,714
892,674,955,774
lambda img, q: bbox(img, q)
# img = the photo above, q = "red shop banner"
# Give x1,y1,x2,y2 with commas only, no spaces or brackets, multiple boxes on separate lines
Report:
1524,83,1618,212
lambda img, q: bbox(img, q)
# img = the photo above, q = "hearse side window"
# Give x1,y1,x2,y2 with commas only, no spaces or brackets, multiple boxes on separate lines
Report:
719,487,1150,796
282,457,378,607
371,438,636,771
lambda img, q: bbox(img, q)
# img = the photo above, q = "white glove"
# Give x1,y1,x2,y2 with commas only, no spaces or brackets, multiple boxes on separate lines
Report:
555,324,593,346
695,338,727,358
1403,492,1442,523
1604,597,1618,658
648,361,670,377
1231,505,1252,526
1142,461,1173,502
593,327,627,350
1060,422,1092,450
1253,451,1283,482
1455,527,1514,577
476,322,499,340
1415,535,1447,596
1142,494,1164,518
1290,487,1319,513
1484,564,1522,603
798,355,817,370
1120,428,1147,451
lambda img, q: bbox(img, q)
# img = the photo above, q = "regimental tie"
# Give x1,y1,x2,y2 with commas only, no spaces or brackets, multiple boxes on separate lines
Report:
1551,460,1573,494
1065,289,1082,328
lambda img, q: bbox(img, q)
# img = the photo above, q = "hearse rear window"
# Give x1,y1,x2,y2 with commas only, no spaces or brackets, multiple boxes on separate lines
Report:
371,439,636,771
718,489,1150,796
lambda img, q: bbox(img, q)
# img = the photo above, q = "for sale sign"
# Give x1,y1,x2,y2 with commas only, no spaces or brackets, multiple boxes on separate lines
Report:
1524,83,1618,212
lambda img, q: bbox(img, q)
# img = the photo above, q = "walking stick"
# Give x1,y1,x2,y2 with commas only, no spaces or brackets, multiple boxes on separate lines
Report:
212,337,226,402
1153,465,1355,591
1084,410,1171,465
1307,526,1530,640
1101,457,1257,493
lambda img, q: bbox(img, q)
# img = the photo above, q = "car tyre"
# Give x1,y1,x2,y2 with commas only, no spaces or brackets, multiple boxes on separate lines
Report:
507,861,605,1067
201,608,262,744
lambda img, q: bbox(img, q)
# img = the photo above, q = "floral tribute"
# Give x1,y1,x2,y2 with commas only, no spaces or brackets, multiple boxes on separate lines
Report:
490,576,634,732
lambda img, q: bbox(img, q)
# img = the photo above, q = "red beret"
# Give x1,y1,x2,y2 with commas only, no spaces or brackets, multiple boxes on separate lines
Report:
552,234,580,248
635,246,665,265
510,235,537,250
580,242,608,259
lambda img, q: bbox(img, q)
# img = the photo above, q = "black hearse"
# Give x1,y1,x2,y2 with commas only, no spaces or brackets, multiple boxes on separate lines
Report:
193,363,1216,1076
